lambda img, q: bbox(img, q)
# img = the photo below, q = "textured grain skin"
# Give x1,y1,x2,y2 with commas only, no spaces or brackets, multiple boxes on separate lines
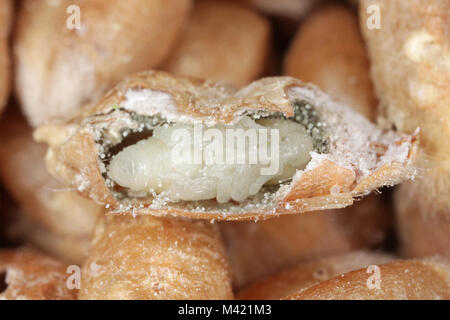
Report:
0,0,12,115
223,3,388,288
8,214,92,265
80,214,233,300
284,3,377,121
0,249,77,300
14,0,192,126
34,71,417,220
0,110,101,264
237,251,394,299
164,0,270,86
395,165,450,258
221,194,392,288
360,0,450,258
245,0,318,19
287,259,450,300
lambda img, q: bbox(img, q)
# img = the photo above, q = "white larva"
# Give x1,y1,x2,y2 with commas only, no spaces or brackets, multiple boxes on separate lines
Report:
108,116,314,203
